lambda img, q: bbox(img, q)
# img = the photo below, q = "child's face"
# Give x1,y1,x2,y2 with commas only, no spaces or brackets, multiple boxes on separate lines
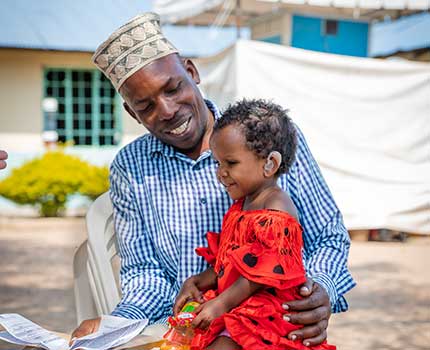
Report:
210,125,267,201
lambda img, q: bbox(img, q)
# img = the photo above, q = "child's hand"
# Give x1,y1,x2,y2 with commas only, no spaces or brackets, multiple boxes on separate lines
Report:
191,297,228,330
173,275,205,316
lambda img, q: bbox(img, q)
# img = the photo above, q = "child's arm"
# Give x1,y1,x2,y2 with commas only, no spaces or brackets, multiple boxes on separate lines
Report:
194,266,219,291
218,276,263,310
192,276,262,330
173,267,218,315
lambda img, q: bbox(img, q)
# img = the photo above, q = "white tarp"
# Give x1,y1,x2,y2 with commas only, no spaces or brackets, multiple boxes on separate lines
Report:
195,40,430,234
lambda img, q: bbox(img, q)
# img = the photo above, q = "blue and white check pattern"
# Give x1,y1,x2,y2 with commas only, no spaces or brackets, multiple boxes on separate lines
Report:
110,100,356,324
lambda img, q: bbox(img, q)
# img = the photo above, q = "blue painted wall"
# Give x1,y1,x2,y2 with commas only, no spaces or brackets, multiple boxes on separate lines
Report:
259,34,282,45
291,15,369,57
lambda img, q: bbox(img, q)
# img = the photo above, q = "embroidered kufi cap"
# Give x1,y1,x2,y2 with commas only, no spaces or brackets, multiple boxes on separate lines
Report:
92,12,178,90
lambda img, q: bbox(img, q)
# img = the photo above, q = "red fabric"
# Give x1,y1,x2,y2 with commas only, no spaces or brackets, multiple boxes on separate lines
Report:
192,200,336,350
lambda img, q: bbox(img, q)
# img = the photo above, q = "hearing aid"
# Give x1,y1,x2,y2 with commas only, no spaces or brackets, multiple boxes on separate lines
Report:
264,151,282,172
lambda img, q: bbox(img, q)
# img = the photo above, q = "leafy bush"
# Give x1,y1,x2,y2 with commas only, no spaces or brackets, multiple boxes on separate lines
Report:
80,165,110,200
0,151,109,217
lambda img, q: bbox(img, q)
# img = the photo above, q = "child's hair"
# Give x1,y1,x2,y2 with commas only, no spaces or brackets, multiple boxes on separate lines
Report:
214,98,297,175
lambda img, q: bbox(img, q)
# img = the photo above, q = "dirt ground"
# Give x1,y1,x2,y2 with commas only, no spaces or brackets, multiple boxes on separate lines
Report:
0,217,429,350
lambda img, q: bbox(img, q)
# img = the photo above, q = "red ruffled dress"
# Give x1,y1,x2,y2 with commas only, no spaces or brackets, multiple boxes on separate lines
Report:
192,199,335,350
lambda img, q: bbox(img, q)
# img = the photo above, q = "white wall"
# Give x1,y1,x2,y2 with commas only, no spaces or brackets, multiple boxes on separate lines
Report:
0,48,146,153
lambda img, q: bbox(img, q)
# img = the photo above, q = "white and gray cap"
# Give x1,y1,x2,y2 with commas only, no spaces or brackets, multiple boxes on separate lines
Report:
92,12,178,90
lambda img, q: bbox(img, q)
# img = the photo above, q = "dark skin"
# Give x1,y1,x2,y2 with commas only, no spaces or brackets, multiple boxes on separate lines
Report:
121,54,213,160
173,127,331,349
70,54,331,346
0,150,7,169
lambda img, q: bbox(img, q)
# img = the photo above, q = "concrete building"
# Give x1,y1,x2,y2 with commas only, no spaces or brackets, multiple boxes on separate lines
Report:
251,11,430,60
0,1,154,160
251,12,369,57
155,0,429,60
0,0,246,214
0,0,243,163
0,48,138,154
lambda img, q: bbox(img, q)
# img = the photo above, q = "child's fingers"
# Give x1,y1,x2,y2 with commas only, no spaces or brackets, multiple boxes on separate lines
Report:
194,303,203,314
191,313,203,329
173,294,188,315
200,319,210,330
193,316,210,330
191,290,204,303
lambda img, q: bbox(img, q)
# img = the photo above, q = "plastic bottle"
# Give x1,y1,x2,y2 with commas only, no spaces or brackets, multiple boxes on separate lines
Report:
160,301,200,350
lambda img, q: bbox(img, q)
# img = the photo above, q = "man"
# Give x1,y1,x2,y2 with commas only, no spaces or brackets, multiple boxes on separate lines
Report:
0,150,7,169
72,13,355,347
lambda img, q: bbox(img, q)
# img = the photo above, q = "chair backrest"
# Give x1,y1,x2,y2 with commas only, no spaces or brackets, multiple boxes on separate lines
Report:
73,240,97,323
73,192,121,324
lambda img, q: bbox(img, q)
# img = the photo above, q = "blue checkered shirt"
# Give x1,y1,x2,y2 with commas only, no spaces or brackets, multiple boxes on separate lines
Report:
110,100,356,324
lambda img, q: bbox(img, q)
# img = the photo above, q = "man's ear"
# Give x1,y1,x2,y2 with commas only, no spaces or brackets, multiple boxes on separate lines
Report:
182,58,201,85
263,151,282,177
123,102,141,124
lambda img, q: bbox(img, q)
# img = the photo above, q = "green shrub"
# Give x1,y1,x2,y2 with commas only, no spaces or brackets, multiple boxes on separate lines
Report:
0,151,109,217
80,165,110,200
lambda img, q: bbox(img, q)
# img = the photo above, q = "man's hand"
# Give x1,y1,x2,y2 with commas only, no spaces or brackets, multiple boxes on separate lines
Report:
69,317,101,345
191,297,227,330
282,278,331,347
0,150,8,170
173,276,205,316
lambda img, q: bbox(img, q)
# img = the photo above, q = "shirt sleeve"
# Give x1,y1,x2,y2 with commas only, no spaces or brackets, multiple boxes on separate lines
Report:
287,126,356,313
109,157,175,323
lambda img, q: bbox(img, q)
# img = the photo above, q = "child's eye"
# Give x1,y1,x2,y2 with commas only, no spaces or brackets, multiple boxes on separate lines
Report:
226,160,238,165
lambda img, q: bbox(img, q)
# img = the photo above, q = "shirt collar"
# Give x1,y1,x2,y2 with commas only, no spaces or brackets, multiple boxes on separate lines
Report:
147,99,220,157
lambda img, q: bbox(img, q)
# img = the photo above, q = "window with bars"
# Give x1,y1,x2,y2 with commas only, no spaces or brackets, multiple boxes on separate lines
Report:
43,68,122,146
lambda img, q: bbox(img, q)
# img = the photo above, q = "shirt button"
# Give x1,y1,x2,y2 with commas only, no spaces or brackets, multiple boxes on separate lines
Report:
200,198,207,205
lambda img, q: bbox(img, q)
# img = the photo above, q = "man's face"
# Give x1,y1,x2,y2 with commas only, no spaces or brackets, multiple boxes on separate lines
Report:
120,54,210,154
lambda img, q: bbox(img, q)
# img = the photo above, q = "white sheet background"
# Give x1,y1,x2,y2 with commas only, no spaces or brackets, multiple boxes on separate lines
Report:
195,40,430,234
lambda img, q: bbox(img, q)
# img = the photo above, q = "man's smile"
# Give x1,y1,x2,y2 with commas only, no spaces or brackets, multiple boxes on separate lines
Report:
222,182,236,190
166,117,191,135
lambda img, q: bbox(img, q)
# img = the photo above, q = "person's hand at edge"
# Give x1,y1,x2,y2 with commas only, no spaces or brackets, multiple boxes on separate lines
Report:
0,150,8,170
69,317,101,345
282,277,331,347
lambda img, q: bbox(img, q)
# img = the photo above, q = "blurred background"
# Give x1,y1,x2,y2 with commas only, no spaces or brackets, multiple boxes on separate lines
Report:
0,1,429,349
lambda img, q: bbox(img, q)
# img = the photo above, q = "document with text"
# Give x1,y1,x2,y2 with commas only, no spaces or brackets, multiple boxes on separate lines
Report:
0,313,149,350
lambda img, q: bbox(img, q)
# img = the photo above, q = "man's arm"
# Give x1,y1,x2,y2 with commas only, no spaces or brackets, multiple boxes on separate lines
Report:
290,126,355,311
282,126,356,345
109,158,175,321
71,155,175,341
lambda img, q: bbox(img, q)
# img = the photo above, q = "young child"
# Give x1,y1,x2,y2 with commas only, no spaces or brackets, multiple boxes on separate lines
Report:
173,99,335,350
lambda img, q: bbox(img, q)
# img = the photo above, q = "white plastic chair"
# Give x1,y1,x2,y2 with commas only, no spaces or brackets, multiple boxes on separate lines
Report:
73,192,121,324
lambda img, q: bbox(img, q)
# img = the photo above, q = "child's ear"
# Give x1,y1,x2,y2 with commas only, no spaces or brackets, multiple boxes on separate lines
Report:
263,151,282,177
